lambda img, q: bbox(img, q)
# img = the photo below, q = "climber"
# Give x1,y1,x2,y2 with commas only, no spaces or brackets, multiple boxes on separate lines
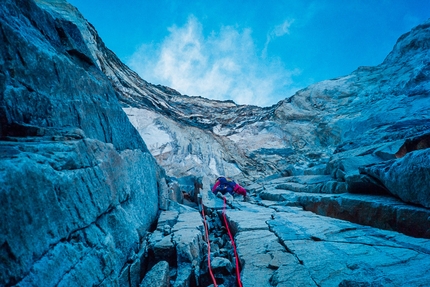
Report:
212,176,247,197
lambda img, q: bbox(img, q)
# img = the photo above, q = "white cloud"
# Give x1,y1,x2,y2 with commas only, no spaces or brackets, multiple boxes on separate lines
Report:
127,16,300,106
262,19,294,59
272,19,294,37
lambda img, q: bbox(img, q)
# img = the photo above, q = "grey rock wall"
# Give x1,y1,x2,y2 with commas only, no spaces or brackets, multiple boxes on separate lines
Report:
0,0,163,286
362,148,430,209
1,0,145,152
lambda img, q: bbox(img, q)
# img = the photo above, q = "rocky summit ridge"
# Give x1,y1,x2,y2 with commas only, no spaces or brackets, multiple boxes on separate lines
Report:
1,0,430,286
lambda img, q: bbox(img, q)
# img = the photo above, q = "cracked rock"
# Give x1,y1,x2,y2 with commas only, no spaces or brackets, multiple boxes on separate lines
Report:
140,261,170,287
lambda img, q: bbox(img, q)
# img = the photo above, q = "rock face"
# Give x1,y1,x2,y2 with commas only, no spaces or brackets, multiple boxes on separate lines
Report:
2,0,430,286
107,15,430,206
229,201,430,287
362,148,430,208
148,205,206,287
139,261,170,287
0,0,165,286
111,15,430,286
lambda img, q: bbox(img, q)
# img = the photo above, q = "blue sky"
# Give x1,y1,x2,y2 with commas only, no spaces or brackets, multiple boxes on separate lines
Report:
68,0,430,106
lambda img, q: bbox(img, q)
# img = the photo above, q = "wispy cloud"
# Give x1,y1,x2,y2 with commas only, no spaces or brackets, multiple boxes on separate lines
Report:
127,16,300,106
272,19,295,37
262,19,294,59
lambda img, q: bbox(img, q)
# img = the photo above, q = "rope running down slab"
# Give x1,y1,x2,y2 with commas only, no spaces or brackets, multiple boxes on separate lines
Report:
222,197,243,287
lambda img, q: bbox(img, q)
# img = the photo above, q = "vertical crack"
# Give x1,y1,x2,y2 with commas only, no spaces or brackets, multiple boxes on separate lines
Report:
265,215,304,266
311,277,322,287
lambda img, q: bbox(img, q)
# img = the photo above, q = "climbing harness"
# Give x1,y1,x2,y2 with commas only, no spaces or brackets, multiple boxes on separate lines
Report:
222,196,243,287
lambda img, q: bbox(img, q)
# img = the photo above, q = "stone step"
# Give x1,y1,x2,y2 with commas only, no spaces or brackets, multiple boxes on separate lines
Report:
261,175,333,186
258,187,430,239
258,175,347,194
223,203,430,287
200,189,227,210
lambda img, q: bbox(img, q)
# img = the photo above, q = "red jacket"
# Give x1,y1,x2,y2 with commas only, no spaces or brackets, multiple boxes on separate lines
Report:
233,184,247,196
212,178,247,196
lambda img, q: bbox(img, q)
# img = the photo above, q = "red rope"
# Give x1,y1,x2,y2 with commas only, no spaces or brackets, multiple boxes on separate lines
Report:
223,197,243,287
200,199,218,287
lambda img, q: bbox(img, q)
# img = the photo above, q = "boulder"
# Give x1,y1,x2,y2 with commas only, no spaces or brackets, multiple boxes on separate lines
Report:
361,148,430,208
149,231,176,266
210,257,233,275
326,146,383,182
140,261,170,287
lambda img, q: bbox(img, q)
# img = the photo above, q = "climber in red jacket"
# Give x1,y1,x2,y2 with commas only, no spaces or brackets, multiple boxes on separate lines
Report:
212,177,247,196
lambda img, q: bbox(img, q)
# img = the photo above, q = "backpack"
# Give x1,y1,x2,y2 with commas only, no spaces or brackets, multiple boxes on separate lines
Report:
214,177,236,195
